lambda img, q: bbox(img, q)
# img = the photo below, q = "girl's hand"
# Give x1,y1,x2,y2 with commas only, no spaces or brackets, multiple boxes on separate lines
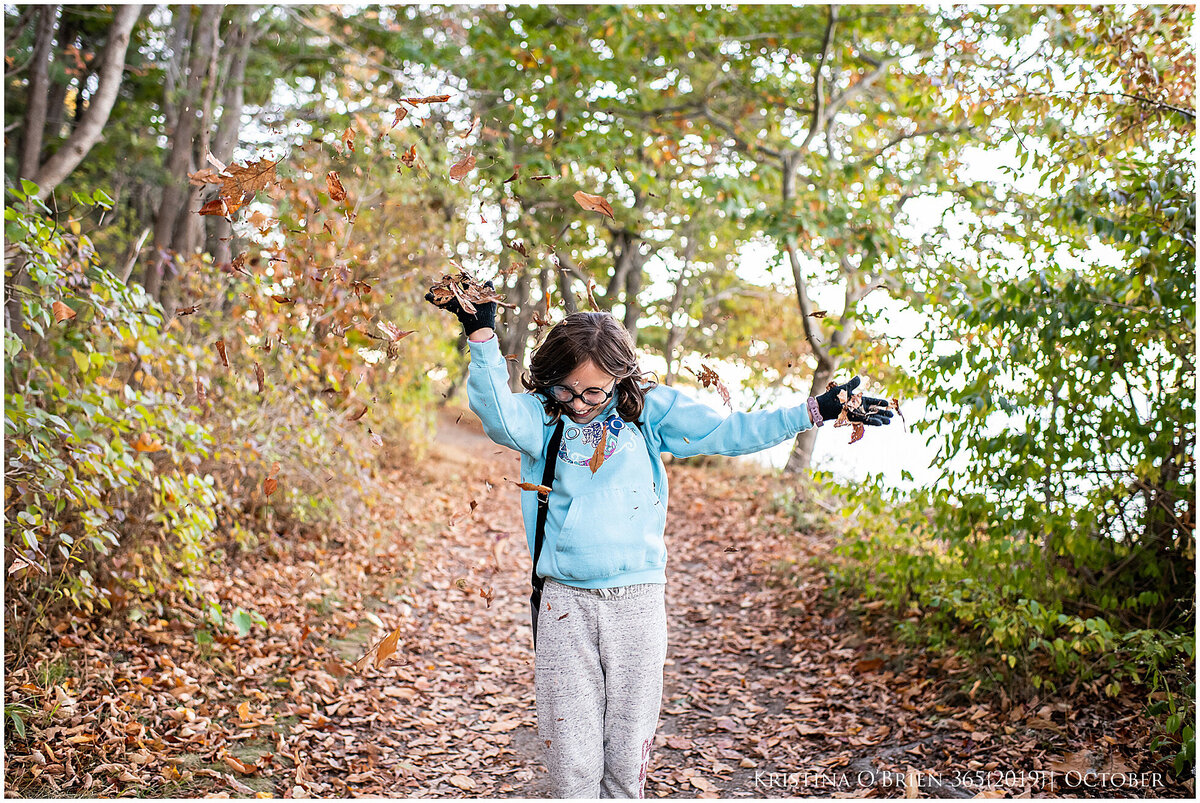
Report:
425,279,497,337
813,376,894,426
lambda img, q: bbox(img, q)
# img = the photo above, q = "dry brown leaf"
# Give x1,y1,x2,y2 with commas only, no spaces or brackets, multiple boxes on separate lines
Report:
187,167,222,186
254,362,265,394
53,301,77,322
588,426,609,475
449,154,476,181
374,628,402,668
573,190,615,220
223,754,256,775
219,158,278,202
849,422,866,444
400,94,451,104
215,339,229,367
690,365,731,410
342,126,355,154
326,171,347,202
426,272,510,312
510,480,551,495
809,309,828,318
264,477,278,497
377,321,415,342
398,144,425,170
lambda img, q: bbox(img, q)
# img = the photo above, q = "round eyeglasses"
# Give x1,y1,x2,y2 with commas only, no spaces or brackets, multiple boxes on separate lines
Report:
547,382,616,407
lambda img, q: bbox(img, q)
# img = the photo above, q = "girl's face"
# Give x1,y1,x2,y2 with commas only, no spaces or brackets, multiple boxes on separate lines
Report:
556,359,617,424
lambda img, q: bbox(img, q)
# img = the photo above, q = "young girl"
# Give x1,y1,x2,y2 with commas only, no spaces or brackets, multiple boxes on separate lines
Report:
427,285,893,798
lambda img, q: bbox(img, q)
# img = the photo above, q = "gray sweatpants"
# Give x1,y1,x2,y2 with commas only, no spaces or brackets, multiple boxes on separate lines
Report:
535,579,668,798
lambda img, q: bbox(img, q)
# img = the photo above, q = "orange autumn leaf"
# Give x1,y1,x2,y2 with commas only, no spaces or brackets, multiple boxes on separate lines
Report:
223,754,256,775
398,144,425,170
449,154,476,181
53,300,77,322
374,628,402,668
215,339,229,367
132,433,163,453
219,158,278,202
573,190,615,220
510,480,552,495
342,126,355,154
326,171,346,202
588,426,609,475
237,701,251,721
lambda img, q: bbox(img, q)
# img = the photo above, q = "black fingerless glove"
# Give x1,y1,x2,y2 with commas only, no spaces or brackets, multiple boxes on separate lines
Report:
810,376,895,427
424,279,497,337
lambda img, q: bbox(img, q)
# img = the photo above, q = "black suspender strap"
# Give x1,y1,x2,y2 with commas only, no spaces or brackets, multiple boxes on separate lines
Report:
529,419,565,649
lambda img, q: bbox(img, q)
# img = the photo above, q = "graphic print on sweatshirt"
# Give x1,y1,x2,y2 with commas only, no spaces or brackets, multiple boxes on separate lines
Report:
558,412,637,466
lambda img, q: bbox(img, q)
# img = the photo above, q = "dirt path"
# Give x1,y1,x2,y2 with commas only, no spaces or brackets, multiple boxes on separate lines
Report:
406,412,1184,799
4,410,1186,799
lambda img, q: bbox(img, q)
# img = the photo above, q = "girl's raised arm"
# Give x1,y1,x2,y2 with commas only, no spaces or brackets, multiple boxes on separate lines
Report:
426,279,546,456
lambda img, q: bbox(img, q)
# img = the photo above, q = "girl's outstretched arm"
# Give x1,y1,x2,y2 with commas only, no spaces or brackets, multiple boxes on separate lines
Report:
644,384,815,458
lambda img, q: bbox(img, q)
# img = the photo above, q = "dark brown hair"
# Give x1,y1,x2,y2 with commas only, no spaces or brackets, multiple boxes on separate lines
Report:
521,312,657,424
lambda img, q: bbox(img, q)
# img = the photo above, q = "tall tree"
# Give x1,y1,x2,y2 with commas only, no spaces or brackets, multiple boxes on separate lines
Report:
19,4,142,201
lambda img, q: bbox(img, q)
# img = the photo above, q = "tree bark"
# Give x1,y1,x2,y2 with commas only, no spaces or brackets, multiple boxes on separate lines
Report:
18,5,60,183
31,4,139,201
208,9,256,266
145,4,219,301
41,11,81,150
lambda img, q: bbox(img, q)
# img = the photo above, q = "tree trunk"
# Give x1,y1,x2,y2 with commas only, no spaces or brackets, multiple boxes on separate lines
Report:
783,361,835,474
623,246,644,343
31,4,140,201
18,6,60,183
208,9,256,266
41,11,79,148
145,4,219,301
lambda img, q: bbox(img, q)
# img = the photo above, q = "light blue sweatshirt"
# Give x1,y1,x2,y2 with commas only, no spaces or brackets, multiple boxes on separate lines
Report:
466,335,815,589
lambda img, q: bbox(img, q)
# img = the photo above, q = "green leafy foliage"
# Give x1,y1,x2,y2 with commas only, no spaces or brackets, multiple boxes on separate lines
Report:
803,4,1195,776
